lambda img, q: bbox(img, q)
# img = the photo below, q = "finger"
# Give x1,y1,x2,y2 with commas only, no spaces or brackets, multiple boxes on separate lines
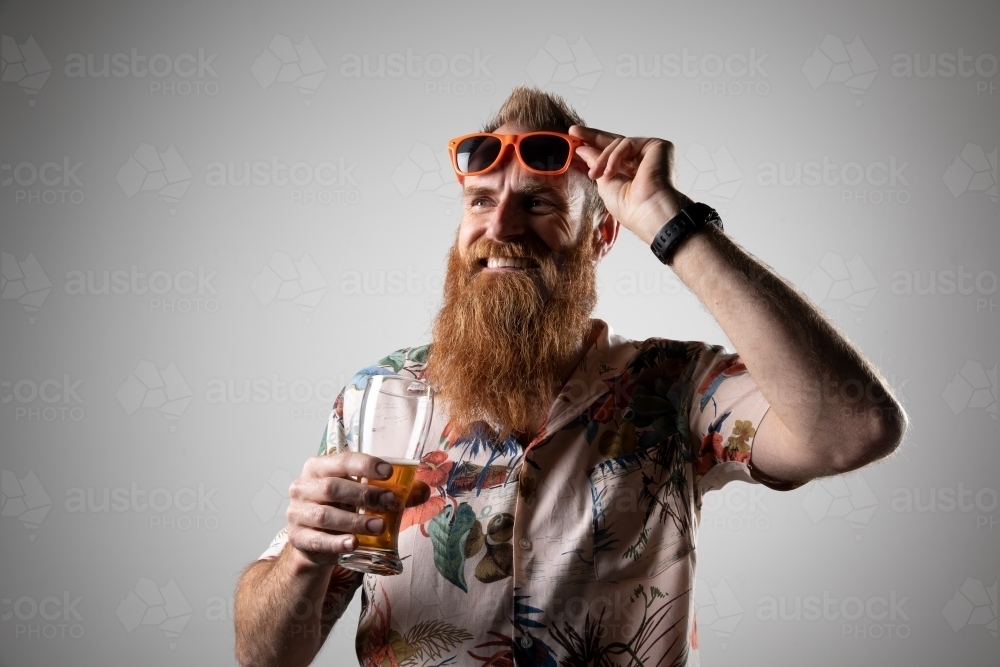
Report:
291,475,402,511
604,138,640,178
406,481,431,507
590,137,624,180
289,527,357,560
303,451,393,481
573,144,602,170
568,124,625,149
287,501,387,535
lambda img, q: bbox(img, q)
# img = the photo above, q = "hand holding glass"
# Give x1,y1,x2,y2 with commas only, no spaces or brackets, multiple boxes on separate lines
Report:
338,375,434,576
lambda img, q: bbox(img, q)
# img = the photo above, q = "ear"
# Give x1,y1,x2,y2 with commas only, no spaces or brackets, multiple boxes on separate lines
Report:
592,211,619,261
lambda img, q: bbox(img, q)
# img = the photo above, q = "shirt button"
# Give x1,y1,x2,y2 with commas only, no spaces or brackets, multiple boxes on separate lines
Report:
520,636,533,648
518,537,532,550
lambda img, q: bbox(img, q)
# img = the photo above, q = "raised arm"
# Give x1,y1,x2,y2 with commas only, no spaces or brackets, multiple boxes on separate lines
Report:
569,124,907,488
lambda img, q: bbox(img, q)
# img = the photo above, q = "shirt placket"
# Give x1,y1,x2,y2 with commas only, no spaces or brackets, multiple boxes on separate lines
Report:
508,321,639,654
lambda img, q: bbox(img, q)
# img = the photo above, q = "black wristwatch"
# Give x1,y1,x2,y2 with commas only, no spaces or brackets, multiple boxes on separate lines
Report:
649,202,723,265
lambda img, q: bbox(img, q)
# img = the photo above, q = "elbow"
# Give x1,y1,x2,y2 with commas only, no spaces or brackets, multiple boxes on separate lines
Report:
839,400,908,472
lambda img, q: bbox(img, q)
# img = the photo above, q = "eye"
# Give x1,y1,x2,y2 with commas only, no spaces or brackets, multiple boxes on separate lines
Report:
527,198,553,212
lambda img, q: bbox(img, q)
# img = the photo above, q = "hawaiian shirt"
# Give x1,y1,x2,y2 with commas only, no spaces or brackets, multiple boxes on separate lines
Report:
260,319,771,667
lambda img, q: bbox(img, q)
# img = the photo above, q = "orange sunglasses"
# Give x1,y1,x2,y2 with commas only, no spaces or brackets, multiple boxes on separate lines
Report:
447,132,584,182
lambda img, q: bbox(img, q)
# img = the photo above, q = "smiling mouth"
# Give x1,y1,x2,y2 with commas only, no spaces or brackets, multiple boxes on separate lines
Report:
479,256,539,270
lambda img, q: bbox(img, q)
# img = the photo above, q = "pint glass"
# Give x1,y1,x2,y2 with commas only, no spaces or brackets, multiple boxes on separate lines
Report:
338,374,434,576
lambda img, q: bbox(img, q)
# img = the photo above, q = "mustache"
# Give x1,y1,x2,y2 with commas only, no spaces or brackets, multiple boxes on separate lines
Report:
463,235,565,269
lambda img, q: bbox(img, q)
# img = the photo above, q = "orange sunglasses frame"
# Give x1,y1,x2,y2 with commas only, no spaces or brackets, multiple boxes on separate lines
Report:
446,132,584,183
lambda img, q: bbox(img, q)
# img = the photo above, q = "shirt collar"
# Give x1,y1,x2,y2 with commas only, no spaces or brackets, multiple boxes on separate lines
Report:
526,318,641,448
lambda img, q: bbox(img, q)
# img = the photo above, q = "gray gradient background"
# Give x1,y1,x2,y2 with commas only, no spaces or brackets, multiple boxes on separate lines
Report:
1,0,998,665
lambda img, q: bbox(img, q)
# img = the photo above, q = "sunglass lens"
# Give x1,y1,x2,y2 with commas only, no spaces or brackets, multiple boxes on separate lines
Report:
519,135,571,172
456,135,502,174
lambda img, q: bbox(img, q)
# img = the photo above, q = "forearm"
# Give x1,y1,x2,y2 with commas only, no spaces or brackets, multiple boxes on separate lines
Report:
233,544,351,667
670,225,906,466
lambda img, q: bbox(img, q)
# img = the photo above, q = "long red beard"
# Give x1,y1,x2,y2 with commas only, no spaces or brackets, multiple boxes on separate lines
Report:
426,228,597,441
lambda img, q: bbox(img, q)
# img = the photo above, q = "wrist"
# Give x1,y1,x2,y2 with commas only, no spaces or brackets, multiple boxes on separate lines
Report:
284,541,338,577
649,202,723,265
633,190,691,245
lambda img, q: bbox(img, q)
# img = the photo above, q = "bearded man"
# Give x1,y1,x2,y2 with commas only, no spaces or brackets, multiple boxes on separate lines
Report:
233,86,906,667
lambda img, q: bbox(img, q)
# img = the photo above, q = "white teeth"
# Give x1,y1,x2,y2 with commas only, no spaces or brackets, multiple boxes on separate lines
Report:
486,256,532,269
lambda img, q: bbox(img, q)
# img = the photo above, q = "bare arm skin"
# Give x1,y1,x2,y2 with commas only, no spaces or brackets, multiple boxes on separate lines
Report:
233,452,429,667
571,125,908,488
234,545,353,667
670,225,907,487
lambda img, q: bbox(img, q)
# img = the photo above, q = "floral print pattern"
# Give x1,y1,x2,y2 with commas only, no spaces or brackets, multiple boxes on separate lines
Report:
259,320,771,666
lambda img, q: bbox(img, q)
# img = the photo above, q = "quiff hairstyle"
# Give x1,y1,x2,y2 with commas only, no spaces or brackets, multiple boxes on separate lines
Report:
479,85,608,228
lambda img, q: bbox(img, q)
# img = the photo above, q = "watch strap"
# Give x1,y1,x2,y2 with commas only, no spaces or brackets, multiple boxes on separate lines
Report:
650,202,723,265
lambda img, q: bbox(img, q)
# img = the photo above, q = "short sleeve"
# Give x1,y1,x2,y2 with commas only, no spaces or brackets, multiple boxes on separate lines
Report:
686,344,771,497
257,387,349,561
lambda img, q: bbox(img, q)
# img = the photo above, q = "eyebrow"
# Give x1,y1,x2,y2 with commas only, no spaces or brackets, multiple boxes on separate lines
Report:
463,183,568,202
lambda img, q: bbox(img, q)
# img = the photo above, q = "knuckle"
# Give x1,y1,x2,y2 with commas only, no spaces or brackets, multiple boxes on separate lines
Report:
362,484,383,506
305,533,326,553
309,505,329,528
323,477,340,500
352,514,372,533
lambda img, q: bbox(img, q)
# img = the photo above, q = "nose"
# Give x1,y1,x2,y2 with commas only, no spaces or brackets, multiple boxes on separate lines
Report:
482,193,528,243
481,154,532,243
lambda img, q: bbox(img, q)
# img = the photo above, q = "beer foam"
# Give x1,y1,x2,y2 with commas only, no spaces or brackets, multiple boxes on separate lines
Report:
377,457,420,466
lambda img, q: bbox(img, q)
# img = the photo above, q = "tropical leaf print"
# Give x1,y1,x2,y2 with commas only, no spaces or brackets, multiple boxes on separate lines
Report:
468,631,514,667
396,620,474,666
428,502,477,592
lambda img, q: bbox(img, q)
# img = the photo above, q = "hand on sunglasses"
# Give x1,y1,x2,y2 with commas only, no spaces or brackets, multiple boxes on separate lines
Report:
569,125,694,246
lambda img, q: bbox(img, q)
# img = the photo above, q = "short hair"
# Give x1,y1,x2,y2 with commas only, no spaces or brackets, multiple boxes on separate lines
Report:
480,85,608,227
